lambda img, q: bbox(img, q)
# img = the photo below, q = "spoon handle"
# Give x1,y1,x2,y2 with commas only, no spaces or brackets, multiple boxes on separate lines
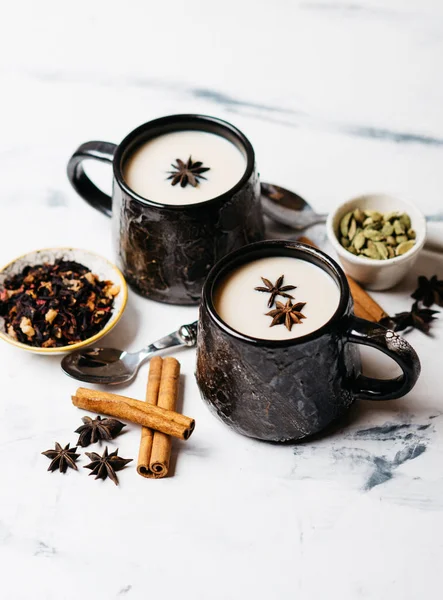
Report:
136,321,198,364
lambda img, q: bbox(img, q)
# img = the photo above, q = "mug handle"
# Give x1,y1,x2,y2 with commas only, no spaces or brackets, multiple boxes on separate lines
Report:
67,141,117,217
345,315,421,400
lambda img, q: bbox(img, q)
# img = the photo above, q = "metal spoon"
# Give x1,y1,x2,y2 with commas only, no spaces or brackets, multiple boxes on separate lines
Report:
61,321,198,385
261,182,327,230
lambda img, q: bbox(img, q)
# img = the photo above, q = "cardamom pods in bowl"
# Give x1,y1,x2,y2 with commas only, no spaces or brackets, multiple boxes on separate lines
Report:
338,208,416,260
326,193,426,290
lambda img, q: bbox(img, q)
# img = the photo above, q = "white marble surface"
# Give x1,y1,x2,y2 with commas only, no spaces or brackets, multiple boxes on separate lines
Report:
1,2,443,599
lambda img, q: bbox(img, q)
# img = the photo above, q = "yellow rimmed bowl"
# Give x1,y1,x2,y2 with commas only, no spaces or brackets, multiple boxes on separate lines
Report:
0,248,128,355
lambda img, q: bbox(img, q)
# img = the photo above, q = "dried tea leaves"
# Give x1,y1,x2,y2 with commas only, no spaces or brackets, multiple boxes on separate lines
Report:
75,415,126,447
42,442,80,473
0,259,120,347
338,209,416,260
167,156,210,188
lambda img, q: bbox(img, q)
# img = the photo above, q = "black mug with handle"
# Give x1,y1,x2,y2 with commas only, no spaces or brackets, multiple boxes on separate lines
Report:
67,114,265,305
196,240,421,442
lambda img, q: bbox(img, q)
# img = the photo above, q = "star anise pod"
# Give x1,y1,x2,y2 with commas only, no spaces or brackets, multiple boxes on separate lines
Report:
75,415,126,447
84,446,132,485
255,275,296,308
266,299,307,331
167,156,210,188
411,275,443,307
42,442,80,473
380,301,439,334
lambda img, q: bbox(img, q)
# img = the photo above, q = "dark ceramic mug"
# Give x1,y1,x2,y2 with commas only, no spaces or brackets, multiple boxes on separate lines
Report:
196,240,421,442
67,114,264,304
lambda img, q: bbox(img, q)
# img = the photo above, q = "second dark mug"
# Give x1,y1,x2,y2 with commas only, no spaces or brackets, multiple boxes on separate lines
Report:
196,240,421,442
67,114,264,304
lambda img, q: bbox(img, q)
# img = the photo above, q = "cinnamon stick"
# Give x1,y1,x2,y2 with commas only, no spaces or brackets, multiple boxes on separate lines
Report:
148,357,180,478
298,236,388,322
137,356,163,477
346,277,387,322
72,387,195,440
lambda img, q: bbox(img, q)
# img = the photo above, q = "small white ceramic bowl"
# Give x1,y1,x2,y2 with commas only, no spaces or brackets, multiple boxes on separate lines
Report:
327,194,426,291
0,248,127,355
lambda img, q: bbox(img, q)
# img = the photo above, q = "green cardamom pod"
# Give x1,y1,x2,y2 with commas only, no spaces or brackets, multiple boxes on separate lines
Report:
353,208,365,224
374,241,389,260
396,235,408,244
393,220,405,235
400,213,411,230
353,231,366,251
340,212,353,237
364,229,384,241
348,217,357,240
362,240,381,259
381,222,394,237
396,240,415,255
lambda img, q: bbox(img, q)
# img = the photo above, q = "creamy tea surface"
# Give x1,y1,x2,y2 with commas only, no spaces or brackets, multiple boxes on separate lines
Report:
214,256,341,340
123,130,246,206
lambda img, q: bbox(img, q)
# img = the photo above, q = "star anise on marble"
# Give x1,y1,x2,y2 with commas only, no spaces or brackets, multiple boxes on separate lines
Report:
167,156,210,188
411,275,443,307
266,299,307,331
84,446,132,486
42,442,80,473
75,415,126,447
380,301,439,334
254,275,296,308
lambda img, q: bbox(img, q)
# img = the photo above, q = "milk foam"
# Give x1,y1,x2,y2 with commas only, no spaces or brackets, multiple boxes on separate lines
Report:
214,256,341,340
123,130,246,206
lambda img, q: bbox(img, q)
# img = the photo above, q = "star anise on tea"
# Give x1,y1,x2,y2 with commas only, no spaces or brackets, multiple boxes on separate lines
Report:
75,415,126,447
266,299,307,331
411,275,443,307
254,275,296,308
42,442,80,473
379,301,439,334
84,447,132,486
167,156,210,188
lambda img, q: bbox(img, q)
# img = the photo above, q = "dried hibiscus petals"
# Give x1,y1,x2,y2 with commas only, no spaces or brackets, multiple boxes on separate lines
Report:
0,259,119,347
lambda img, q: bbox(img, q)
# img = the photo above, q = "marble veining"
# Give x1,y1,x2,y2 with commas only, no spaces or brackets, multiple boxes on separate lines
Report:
290,414,437,493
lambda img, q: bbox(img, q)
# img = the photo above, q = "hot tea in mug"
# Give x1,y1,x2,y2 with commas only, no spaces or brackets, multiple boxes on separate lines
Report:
67,114,264,304
196,240,421,442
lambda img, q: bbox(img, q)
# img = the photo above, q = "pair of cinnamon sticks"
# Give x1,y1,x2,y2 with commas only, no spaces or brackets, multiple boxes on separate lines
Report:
137,356,179,478
72,356,190,479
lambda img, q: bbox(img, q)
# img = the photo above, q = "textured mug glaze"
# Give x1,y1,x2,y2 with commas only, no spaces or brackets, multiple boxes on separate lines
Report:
67,114,264,304
196,241,421,442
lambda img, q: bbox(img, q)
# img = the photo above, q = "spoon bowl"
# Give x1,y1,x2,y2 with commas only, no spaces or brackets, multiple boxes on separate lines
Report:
61,322,198,385
260,183,326,230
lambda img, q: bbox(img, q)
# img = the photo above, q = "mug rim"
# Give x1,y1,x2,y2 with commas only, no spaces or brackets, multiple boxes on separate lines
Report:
202,239,351,347
113,114,256,211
